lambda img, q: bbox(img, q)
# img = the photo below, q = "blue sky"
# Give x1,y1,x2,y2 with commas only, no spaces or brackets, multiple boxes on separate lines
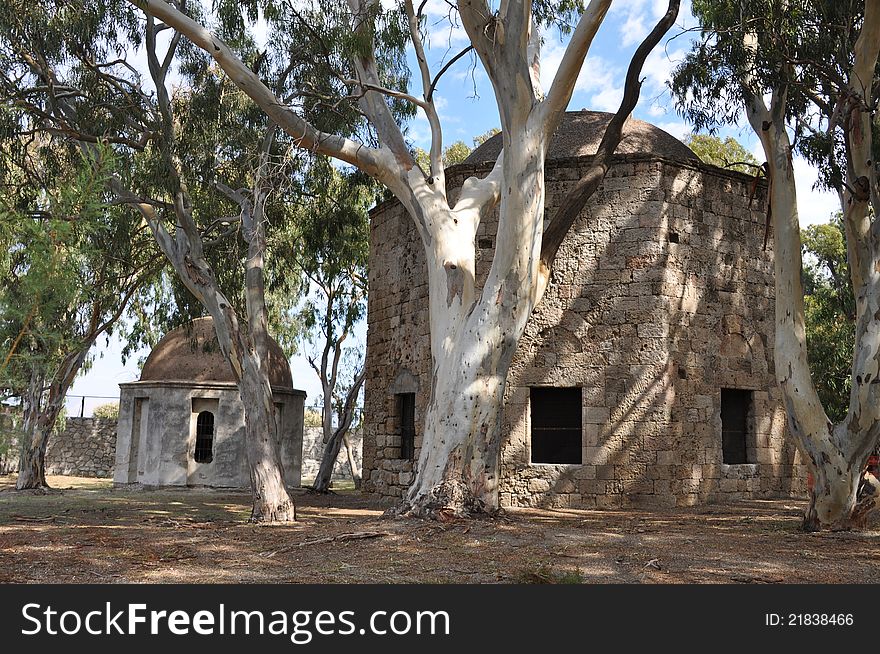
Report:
67,0,840,415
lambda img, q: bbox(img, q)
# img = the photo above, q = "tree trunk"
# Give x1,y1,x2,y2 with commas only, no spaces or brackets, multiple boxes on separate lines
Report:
313,430,345,493
400,129,546,517
16,347,90,490
342,432,362,489
743,26,880,529
313,367,365,493
238,355,296,522
16,428,49,490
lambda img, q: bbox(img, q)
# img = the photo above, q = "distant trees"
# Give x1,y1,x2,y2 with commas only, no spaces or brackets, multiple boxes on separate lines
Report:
802,217,855,424
684,134,759,174
0,143,159,490
282,164,373,493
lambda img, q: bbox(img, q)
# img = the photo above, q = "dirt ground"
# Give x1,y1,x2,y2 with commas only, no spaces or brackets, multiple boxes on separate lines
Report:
1,474,879,584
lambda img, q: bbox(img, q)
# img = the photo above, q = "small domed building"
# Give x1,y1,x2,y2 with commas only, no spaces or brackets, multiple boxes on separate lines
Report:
363,110,807,509
113,317,305,488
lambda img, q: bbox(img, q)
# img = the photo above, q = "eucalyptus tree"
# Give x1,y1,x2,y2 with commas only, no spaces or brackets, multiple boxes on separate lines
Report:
132,0,681,517
0,143,160,490
672,0,880,530
0,0,331,519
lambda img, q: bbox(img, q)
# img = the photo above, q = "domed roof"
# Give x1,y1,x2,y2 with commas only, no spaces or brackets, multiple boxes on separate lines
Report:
463,110,697,165
139,316,293,388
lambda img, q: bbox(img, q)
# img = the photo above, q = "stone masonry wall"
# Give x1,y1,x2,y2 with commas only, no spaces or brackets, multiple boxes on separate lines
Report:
0,417,117,478
301,426,363,482
363,153,807,507
45,417,117,478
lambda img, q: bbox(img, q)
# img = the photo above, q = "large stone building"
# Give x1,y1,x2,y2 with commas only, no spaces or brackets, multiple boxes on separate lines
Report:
114,317,305,488
363,110,807,509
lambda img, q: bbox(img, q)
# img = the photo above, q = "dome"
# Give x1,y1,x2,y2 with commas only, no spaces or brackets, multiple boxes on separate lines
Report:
139,316,293,388
463,110,697,165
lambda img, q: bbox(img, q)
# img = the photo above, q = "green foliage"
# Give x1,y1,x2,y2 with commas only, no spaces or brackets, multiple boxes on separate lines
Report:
0,142,154,400
413,128,501,171
802,217,854,423
671,1,869,191
303,409,323,428
92,402,119,419
684,134,759,174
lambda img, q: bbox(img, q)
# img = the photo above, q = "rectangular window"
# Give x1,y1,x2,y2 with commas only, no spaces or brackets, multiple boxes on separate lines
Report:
194,411,215,464
531,387,583,464
721,388,753,464
397,393,416,460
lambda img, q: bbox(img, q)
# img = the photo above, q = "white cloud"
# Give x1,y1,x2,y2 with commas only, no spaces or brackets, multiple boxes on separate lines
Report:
611,0,670,46
539,36,624,112
654,120,691,140
591,86,624,112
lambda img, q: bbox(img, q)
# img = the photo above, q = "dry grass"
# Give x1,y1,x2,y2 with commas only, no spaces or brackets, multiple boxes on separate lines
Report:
2,474,880,584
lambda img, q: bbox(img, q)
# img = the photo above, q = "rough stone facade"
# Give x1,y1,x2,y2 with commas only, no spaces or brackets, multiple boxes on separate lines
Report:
363,151,807,508
301,426,363,482
45,418,117,478
0,416,117,478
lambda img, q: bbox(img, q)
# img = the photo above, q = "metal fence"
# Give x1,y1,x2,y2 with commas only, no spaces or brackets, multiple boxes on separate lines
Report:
63,394,119,418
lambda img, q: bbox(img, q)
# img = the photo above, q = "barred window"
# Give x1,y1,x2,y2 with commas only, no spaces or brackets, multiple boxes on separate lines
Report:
397,393,416,460
531,387,583,464
194,411,215,464
721,389,753,464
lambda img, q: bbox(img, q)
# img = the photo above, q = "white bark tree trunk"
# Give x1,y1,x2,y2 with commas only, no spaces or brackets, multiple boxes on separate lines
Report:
132,0,677,519
742,3,880,529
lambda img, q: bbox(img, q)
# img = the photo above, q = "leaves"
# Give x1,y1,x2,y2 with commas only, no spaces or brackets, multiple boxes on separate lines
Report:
802,216,855,423
685,134,760,174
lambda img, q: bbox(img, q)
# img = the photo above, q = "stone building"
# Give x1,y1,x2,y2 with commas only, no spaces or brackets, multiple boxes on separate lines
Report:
363,110,807,509
114,317,305,488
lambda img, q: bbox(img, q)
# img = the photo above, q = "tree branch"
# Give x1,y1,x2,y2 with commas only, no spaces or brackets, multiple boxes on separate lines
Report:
535,0,681,303
129,0,389,178
540,0,613,134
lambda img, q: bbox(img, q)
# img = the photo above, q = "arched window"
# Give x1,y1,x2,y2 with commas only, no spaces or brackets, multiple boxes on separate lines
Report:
194,411,214,463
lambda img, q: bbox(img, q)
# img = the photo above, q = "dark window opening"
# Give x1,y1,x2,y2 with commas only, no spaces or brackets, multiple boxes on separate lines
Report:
668,231,680,243
397,393,416,460
194,411,215,464
721,388,753,464
531,387,582,464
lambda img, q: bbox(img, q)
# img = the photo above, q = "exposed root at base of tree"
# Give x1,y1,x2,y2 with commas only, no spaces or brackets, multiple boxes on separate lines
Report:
11,485,60,495
851,472,880,529
802,472,880,532
250,503,297,524
385,480,499,521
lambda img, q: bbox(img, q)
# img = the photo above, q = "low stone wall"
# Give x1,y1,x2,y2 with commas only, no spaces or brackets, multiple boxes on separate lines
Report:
301,426,363,482
45,417,117,478
0,416,118,478
2,416,363,485
0,411,17,474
